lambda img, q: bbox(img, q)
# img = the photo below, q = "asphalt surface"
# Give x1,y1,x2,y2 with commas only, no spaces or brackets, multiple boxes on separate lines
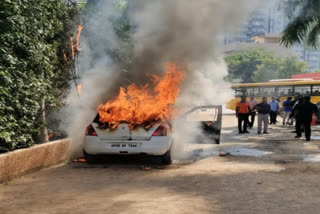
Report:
1,115,320,214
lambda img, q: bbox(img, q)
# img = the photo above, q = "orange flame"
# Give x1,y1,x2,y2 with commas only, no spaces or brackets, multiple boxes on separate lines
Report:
73,158,87,163
62,50,67,62
76,25,83,51
70,36,74,60
77,84,82,96
98,63,185,130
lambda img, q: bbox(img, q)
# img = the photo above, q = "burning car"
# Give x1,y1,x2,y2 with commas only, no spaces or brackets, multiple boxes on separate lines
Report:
82,63,222,164
84,115,174,164
83,105,222,164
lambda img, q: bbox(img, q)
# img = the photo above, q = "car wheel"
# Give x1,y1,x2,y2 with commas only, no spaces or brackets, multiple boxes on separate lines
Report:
83,150,99,164
215,138,220,144
215,130,221,144
161,149,172,165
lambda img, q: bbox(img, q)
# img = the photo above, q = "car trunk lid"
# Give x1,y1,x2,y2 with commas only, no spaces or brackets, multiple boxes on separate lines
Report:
92,123,131,140
129,124,160,140
92,122,161,141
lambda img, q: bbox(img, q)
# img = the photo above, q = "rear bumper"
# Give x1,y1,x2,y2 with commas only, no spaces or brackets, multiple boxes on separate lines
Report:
83,136,172,156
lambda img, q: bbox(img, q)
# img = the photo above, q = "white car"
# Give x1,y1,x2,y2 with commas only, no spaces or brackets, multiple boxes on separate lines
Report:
83,105,222,164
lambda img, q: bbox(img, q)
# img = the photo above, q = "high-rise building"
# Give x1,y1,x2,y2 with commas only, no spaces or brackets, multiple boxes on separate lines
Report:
224,0,320,71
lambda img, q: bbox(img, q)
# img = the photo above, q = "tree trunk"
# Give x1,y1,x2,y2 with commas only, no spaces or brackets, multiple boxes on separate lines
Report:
35,98,49,143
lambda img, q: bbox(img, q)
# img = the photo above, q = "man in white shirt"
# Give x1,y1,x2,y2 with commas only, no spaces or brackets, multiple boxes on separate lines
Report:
248,95,258,128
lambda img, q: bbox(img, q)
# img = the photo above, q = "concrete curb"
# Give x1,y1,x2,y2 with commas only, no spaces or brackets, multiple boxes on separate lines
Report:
0,138,72,183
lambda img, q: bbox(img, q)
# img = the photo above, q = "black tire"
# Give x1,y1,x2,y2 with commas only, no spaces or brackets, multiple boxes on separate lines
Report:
160,149,172,165
83,150,99,164
215,129,221,144
215,138,220,144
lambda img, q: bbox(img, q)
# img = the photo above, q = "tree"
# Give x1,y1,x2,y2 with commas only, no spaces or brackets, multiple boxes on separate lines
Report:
84,0,132,70
279,56,307,79
225,48,272,83
281,0,320,47
0,1,80,152
226,48,307,83
252,57,282,82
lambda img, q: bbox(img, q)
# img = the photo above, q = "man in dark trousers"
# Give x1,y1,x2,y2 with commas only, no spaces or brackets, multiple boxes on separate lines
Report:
269,97,279,124
256,97,271,134
282,97,293,125
292,95,303,135
236,96,250,134
289,95,299,125
295,96,318,141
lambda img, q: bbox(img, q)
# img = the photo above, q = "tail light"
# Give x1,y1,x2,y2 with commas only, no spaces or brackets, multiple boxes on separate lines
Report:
152,124,167,136
85,124,97,136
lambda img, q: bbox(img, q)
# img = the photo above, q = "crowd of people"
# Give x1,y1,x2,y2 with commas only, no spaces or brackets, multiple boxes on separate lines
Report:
235,95,319,141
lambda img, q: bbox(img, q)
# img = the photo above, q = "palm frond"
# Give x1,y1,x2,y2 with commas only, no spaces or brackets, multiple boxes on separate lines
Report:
281,0,304,19
281,17,313,47
306,18,320,48
281,0,320,47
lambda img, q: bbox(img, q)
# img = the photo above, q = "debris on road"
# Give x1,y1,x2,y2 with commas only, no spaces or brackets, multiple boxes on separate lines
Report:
219,152,231,157
141,166,152,171
73,158,87,163
248,136,265,141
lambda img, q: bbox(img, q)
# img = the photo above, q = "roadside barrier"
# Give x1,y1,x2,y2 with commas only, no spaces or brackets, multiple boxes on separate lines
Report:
0,138,72,183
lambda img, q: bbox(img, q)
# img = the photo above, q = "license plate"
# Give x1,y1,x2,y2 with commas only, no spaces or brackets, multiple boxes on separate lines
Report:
109,143,140,148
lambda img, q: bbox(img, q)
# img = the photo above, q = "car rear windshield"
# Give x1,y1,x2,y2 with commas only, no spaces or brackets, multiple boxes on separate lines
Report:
93,114,100,123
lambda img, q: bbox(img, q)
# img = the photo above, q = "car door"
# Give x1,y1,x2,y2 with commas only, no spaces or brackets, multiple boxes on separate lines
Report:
182,105,222,144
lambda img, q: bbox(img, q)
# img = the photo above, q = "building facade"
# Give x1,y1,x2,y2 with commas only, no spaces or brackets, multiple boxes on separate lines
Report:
224,0,320,71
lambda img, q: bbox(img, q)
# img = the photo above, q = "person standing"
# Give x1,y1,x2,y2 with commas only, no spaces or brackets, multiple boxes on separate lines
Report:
236,96,250,134
256,97,271,134
282,97,292,125
293,96,304,137
276,97,281,122
269,97,279,124
289,96,299,125
248,95,258,128
295,96,318,141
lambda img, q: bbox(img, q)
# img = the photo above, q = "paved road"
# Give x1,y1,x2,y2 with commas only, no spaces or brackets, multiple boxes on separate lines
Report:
1,115,320,214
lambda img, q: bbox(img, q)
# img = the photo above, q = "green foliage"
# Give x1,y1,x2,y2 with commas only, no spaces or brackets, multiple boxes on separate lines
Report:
252,57,282,82
226,48,274,83
110,0,133,69
0,0,79,152
84,0,132,69
281,0,320,48
226,48,307,83
279,56,308,79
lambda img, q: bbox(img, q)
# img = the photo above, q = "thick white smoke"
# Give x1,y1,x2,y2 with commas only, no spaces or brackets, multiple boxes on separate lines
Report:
126,0,260,159
62,0,261,158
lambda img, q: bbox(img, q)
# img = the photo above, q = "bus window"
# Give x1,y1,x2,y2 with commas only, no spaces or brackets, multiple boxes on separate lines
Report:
246,87,259,96
294,85,311,95
234,88,246,97
278,86,293,96
260,87,276,97
312,85,320,95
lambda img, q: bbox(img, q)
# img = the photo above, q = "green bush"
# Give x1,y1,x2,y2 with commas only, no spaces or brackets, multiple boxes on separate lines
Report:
0,0,79,153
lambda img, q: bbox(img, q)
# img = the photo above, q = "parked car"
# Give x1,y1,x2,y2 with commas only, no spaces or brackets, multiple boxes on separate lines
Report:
83,105,222,164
